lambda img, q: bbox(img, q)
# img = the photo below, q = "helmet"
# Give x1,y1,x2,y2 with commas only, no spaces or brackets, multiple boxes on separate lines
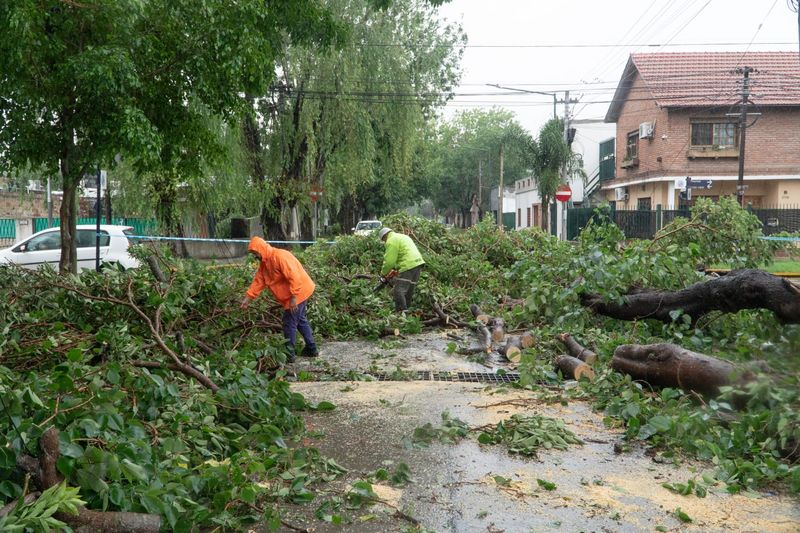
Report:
378,227,392,240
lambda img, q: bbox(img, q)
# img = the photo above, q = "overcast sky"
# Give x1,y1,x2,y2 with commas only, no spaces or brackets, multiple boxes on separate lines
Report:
436,0,799,173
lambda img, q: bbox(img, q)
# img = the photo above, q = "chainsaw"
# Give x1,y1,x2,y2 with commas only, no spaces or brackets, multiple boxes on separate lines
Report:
373,269,399,292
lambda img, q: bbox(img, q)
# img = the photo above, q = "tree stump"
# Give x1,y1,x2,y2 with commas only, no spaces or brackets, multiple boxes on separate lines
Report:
499,336,523,363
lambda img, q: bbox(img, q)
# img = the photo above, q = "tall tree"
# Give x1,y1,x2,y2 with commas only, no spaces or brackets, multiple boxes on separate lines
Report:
428,108,530,226
0,0,341,273
244,0,464,239
530,118,585,232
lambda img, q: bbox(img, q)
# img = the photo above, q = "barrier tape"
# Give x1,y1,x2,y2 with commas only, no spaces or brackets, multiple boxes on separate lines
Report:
126,235,335,245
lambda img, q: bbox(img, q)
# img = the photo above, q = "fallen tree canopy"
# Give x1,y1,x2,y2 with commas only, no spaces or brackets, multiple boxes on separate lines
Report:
580,269,800,324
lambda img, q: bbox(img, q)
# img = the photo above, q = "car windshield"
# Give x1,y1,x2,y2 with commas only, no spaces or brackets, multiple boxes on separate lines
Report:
357,222,381,230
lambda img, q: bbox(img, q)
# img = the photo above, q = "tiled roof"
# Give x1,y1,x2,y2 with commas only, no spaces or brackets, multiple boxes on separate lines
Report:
605,52,800,122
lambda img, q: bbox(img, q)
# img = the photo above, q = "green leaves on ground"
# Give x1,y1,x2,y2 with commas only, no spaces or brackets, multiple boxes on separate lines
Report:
477,415,583,458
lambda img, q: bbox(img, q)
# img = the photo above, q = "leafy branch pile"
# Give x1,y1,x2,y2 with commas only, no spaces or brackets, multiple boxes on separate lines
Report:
0,257,346,530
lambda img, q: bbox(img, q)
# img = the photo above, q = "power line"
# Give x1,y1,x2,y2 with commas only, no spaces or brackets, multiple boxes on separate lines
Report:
353,41,795,49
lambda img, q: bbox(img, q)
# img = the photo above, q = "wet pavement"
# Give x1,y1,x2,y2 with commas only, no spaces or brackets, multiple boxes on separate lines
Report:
276,331,800,533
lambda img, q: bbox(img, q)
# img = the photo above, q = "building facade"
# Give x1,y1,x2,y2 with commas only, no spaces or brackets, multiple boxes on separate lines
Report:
603,52,800,209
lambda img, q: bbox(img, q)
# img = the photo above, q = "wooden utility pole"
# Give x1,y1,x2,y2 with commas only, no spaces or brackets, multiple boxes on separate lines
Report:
497,143,504,230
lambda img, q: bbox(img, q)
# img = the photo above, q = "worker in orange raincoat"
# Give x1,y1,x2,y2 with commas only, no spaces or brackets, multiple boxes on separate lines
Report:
240,236,318,362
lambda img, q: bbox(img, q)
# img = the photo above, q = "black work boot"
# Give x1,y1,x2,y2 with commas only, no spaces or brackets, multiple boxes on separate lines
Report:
301,345,319,358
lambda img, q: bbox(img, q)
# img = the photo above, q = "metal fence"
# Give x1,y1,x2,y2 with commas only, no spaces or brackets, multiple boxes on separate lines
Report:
567,206,800,240
32,217,158,235
0,219,14,247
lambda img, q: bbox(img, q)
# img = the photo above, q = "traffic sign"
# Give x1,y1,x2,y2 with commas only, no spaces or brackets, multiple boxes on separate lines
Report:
555,184,572,202
687,178,713,189
310,186,323,203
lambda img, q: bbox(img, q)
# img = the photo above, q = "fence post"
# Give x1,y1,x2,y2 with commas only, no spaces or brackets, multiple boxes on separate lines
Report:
656,204,662,232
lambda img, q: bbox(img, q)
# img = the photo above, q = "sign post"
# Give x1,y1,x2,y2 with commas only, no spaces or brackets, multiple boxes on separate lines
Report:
555,185,572,241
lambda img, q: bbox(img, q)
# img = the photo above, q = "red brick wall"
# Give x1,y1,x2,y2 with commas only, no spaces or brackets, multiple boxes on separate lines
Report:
614,71,800,180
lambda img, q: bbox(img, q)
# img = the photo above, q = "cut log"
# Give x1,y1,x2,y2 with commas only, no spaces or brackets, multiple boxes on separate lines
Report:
555,355,595,381
557,333,597,365
469,304,491,325
490,317,506,343
499,336,523,363
380,327,401,338
581,269,800,324
611,343,749,396
519,331,535,349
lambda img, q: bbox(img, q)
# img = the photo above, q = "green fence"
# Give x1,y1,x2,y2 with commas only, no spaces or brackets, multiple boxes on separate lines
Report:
567,205,800,240
33,217,158,235
0,219,15,243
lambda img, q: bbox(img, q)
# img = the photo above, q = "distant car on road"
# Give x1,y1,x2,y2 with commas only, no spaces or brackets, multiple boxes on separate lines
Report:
352,220,382,236
0,224,140,271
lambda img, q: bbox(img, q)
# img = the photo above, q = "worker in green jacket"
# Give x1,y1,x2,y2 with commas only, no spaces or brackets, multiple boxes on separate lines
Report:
378,227,425,311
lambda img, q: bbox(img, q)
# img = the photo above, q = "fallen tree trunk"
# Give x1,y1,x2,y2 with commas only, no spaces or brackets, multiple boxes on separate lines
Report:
580,269,800,324
555,355,595,381
611,343,750,395
499,336,523,363
17,427,161,532
557,333,597,365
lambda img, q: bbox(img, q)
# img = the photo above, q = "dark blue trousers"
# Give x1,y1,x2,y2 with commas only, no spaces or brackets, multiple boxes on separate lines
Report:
282,300,316,351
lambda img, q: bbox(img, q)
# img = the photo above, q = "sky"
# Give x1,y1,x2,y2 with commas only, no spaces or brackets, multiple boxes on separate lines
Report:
435,0,799,175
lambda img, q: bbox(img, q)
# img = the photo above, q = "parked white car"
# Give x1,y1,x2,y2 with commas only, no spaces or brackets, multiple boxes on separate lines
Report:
352,220,382,236
0,225,140,271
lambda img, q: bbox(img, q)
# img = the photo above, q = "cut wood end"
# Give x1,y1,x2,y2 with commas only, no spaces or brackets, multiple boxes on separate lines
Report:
491,331,505,343
575,365,595,381
557,333,570,342
476,314,490,324
519,333,535,348
505,348,522,363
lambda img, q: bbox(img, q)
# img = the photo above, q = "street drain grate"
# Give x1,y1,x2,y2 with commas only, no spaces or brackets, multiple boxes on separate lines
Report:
370,371,520,383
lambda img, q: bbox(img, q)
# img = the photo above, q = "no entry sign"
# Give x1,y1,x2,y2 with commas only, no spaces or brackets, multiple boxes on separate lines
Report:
555,184,572,202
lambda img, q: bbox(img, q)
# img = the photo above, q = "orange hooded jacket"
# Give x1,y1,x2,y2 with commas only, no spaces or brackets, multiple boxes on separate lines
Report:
245,237,315,309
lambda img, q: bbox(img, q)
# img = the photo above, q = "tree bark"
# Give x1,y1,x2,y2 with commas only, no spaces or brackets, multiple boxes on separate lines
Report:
555,354,595,381
581,269,800,324
469,304,492,352
611,343,748,395
59,173,79,275
557,333,597,365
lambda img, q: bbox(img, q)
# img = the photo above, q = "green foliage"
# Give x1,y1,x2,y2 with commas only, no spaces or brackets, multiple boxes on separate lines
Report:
476,415,583,458
0,256,346,529
427,108,531,219
651,197,773,269
0,481,84,532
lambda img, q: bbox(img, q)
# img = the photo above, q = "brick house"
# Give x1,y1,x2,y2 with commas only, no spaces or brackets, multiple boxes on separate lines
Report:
602,52,800,209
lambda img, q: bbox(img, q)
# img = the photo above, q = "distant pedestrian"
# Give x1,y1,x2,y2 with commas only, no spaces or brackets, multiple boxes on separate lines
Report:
240,237,318,362
378,228,425,312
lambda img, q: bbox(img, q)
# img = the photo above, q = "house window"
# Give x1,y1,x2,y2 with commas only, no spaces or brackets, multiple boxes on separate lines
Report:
626,131,639,159
691,122,738,147
637,197,651,211
517,208,521,226
526,207,531,227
